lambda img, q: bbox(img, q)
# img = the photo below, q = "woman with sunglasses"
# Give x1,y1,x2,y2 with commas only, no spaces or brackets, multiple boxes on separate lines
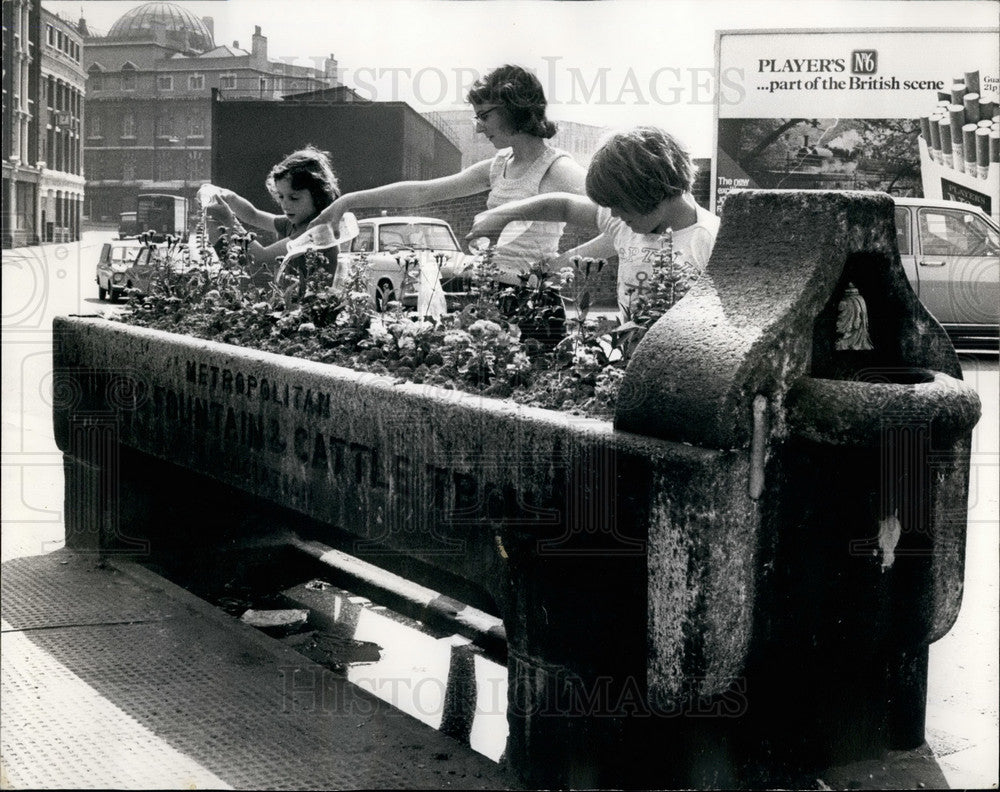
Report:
309,64,586,288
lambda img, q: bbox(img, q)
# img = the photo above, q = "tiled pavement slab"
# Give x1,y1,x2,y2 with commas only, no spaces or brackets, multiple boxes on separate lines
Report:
1,550,519,790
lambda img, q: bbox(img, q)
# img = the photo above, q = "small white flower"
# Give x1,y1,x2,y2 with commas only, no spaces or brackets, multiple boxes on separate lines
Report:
469,319,502,337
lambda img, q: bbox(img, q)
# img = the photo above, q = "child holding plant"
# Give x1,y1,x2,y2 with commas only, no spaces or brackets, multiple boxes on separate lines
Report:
467,126,720,320
205,144,341,276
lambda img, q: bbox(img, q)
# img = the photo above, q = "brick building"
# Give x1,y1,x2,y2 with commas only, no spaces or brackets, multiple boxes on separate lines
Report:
81,1,339,221
2,0,85,247
39,7,86,243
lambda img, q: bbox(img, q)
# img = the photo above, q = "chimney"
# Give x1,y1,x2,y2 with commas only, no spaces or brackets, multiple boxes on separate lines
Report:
325,53,339,85
251,25,267,63
202,16,214,40
233,40,240,49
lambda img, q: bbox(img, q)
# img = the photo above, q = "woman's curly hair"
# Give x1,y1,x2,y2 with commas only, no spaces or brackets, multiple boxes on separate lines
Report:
466,65,557,139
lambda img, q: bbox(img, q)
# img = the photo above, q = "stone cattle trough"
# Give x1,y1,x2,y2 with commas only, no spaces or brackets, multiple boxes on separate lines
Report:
52,191,981,788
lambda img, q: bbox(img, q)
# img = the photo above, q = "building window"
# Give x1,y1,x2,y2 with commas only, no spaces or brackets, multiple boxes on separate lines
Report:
259,77,268,93
122,114,135,138
47,25,54,45
88,63,105,91
188,117,204,138
157,75,173,91
189,73,205,90
158,117,173,139
121,63,137,91
220,73,237,90
88,115,102,138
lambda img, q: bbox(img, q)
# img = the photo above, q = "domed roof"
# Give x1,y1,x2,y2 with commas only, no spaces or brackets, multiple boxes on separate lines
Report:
106,2,214,52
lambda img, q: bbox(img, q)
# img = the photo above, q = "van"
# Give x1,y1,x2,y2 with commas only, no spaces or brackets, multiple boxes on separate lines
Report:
118,211,139,239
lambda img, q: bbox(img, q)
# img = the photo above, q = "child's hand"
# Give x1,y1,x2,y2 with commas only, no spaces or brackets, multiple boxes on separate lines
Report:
466,209,508,240
205,200,236,227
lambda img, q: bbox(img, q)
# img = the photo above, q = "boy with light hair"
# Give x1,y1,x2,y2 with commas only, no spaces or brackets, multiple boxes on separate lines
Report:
469,126,720,319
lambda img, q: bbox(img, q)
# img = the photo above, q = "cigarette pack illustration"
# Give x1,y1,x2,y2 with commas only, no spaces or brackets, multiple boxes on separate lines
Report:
918,67,999,219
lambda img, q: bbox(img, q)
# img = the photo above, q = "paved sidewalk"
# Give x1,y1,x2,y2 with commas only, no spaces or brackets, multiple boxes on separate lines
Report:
0,546,976,790
1,550,519,790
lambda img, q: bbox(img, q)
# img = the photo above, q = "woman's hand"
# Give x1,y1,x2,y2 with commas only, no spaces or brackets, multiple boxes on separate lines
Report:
309,199,345,232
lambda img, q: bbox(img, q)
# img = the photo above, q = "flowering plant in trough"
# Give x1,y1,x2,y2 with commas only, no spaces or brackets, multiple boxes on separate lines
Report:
116,219,698,420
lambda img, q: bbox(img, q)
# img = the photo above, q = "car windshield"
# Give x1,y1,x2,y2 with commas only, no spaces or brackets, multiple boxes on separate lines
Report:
379,223,458,252
110,246,137,265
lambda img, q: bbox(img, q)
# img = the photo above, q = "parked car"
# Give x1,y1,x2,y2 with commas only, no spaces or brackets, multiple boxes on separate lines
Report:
95,239,144,301
118,211,139,239
96,239,219,302
894,197,999,351
336,216,469,309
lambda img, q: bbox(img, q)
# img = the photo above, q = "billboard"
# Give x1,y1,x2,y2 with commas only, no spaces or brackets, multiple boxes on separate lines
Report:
713,29,1000,218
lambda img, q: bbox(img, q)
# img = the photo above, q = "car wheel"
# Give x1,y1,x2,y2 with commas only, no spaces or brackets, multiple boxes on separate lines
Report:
375,279,396,311
110,288,122,304
98,284,107,301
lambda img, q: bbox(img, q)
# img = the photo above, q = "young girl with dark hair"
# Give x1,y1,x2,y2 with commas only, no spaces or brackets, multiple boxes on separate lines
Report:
205,144,340,272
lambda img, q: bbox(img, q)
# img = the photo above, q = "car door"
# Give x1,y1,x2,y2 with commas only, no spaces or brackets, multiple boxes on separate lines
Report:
97,243,112,288
914,206,1000,328
894,205,918,289
128,246,156,293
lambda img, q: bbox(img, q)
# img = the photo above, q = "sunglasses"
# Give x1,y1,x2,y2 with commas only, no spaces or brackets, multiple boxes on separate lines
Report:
472,106,501,124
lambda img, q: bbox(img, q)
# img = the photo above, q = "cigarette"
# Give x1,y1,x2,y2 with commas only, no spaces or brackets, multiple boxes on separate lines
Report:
950,83,967,105
938,118,953,168
963,123,979,170
919,115,933,158
978,119,994,129
929,114,943,161
950,105,966,172
979,99,997,121
964,70,980,95
939,90,952,103
976,127,990,178
991,131,1000,165
964,93,980,123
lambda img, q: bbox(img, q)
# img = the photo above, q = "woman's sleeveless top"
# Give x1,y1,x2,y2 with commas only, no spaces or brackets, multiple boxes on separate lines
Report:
485,145,570,281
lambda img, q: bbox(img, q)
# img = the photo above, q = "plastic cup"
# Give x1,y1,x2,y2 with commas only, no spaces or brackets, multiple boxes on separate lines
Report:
197,183,226,208
285,212,360,257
